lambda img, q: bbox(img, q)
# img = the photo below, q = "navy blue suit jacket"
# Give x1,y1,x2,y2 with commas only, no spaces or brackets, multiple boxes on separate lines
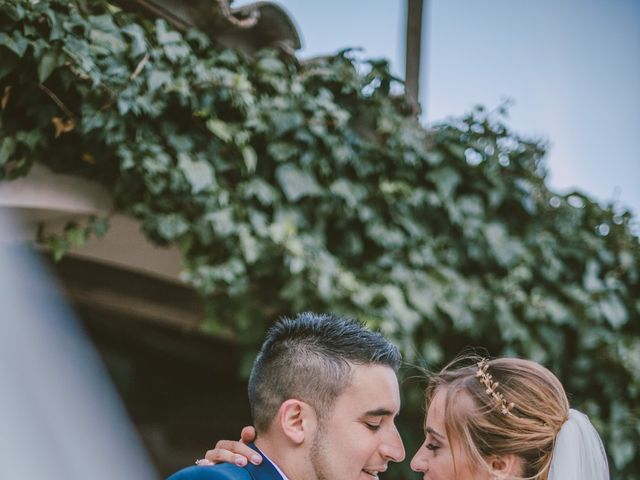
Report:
167,444,283,480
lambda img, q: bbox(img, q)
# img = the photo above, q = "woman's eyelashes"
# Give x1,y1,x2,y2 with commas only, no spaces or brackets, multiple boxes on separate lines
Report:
425,434,442,453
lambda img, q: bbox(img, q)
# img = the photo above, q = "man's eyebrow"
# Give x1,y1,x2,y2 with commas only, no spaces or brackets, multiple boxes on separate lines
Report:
426,426,445,440
362,408,395,417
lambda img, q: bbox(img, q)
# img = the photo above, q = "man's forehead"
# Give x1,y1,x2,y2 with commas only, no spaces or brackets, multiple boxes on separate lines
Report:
349,363,399,382
338,364,401,412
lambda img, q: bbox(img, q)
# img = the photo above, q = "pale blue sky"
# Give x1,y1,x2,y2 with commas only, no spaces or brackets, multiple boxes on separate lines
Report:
237,0,640,221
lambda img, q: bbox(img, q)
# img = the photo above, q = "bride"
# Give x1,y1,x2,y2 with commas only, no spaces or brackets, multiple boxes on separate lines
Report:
199,355,609,480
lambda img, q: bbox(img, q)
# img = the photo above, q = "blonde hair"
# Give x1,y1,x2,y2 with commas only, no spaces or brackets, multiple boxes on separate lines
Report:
426,355,569,480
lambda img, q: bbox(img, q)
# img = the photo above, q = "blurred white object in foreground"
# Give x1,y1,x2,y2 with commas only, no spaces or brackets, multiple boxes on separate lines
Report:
0,210,158,480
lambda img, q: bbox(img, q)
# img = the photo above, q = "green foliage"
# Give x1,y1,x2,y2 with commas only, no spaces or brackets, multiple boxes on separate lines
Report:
1,1,639,478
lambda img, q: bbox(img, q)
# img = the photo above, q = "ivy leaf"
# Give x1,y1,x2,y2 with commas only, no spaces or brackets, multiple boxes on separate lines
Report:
330,178,364,208
89,15,126,55
0,32,28,57
65,225,87,249
495,297,528,341
382,284,421,330
611,440,635,471
276,164,321,201
88,217,109,237
239,226,259,263
42,8,63,40
429,166,461,199
484,222,525,267
583,260,604,292
154,20,190,62
248,210,269,236
148,69,172,91
0,137,16,165
271,111,305,136
457,195,484,219
205,208,235,237
257,56,285,74
243,179,277,205
424,149,444,165
38,48,66,83
206,119,233,143
267,142,297,162
4,3,24,22
155,19,182,45
599,293,628,328
156,214,190,240
242,145,258,173
178,153,215,193
47,235,69,262
163,43,191,63
122,24,148,56
542,297,572,325
406,279,439,317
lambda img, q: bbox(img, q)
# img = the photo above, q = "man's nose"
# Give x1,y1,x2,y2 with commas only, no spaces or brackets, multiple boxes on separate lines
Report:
381,425,406,462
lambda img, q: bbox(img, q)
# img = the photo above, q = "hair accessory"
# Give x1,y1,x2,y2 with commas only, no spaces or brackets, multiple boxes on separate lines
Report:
476,359,516,416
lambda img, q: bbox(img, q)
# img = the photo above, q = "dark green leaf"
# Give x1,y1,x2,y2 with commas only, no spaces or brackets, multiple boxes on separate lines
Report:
0,32,28,57
0,137,17,165
37,48,65,83
0,48,18,80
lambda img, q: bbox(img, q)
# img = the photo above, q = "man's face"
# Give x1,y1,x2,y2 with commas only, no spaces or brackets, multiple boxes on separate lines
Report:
309,364,406,480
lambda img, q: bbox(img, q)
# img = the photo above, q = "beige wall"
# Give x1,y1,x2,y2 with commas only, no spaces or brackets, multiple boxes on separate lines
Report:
0,164,183,282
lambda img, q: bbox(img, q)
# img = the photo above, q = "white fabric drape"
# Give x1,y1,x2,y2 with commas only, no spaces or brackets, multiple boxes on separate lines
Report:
548,408,609,480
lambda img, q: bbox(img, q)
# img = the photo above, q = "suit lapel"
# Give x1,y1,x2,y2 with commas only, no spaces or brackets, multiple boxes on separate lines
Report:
243,444,284,480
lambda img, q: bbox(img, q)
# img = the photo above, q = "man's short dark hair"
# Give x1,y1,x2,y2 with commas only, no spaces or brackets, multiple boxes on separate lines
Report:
247,312,401,432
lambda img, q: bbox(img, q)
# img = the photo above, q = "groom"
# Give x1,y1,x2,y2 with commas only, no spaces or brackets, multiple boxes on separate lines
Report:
167,312,405,480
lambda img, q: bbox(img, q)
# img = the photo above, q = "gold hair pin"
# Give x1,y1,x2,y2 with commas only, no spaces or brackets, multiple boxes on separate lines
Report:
476,359,516,416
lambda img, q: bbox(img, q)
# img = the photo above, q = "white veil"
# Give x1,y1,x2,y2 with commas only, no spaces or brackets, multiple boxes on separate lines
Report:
548,408,610,480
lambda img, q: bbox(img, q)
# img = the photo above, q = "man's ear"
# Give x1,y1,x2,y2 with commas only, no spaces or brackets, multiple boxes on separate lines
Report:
489,454,523,479
276,399,318,445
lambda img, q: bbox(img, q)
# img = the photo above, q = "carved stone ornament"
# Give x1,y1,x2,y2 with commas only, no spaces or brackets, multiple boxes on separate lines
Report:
111,0,302,54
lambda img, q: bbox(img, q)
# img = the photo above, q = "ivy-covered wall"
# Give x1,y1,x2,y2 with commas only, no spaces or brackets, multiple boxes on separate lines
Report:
1,1,639,478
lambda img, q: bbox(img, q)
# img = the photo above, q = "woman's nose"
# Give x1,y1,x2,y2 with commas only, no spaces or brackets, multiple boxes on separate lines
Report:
410,449,428,472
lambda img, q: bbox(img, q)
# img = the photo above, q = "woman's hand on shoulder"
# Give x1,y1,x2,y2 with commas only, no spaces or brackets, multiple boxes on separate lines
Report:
196,426,261,467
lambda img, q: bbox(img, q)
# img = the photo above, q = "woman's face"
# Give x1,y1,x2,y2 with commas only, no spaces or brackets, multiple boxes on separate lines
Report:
410,388,491,480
